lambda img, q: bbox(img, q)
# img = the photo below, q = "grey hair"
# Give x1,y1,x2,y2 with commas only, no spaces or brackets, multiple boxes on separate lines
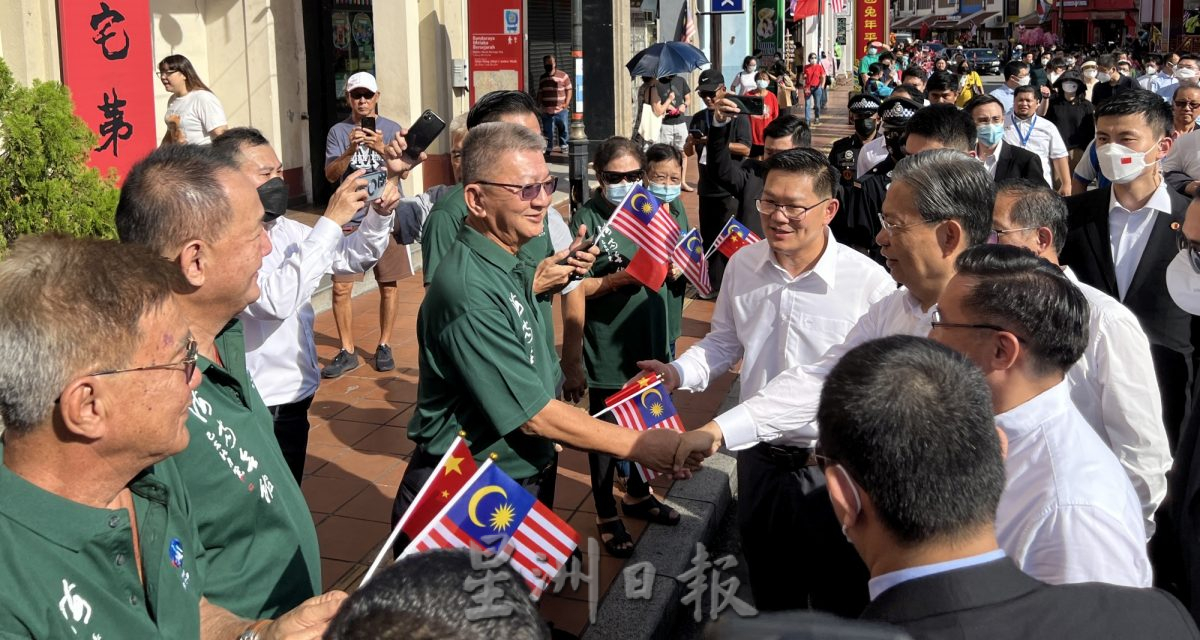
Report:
891,148,994,247
997,180,1068,252
449,113,469,141
460,122,546,185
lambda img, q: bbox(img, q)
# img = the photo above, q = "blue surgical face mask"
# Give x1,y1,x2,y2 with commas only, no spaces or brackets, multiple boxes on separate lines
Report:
647,181,681,203
604,181,634,205
977,123,1005,147
756,79,770,89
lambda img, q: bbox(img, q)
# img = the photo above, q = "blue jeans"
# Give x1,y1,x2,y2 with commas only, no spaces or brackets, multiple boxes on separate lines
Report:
542,109,569,151
805,87,825,122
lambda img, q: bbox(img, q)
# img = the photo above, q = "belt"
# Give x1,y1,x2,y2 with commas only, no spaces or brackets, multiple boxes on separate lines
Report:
757,443,819,469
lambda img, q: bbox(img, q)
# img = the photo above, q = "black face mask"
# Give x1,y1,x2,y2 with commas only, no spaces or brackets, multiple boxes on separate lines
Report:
884,129,908,162
854,117,878,138
256,177,289,223
544,64,554,73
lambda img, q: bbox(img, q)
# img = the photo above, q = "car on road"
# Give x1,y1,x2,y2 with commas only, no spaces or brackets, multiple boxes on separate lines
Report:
960,48,1002,75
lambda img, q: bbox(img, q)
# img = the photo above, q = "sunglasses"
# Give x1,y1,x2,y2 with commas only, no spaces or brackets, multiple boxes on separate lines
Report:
698,90,718,100
600,170,644,184
476,177,559,201
1175,100,1200,110
349,90,376,100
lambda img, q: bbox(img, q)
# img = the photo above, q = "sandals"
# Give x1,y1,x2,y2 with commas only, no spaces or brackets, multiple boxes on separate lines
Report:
621,494,681,526
596,517,635,558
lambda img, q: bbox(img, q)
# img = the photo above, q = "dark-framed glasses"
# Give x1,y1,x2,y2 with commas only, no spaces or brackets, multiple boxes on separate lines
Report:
349,90,376,100
1175,100,1200,110
475,177,559,201
756,197,830,221
930,309,1025,342
599,170,644,184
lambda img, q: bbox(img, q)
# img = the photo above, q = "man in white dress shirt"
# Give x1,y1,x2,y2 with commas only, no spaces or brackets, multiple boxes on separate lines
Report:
991,181,1170,536
931,245,1151,587
1003,85,1070,195
988,60,1030,114
214,128,409,483
684,150,995,512
641,148,894,613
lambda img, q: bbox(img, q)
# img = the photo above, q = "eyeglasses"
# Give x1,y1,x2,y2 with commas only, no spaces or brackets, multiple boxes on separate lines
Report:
1177,231,1200,274
987,226,1038,244
698,90,718,100
349,90,376,100
157,70,180,78
600,170,644,184
475,177,559,201
877,212,937,234
931,309,1025,342
89,338,198,382
756,197,830,221
1175,100,1200,110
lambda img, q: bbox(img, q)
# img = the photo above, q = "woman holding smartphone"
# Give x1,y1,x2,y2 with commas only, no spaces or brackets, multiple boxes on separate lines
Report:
571,140,689,558
158,54,227,145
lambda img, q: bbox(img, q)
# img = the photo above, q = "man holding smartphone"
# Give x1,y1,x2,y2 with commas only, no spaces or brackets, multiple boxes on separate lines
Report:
323,72,410,378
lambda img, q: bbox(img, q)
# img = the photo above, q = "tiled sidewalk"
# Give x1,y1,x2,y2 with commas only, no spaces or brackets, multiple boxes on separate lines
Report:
300,87,853,637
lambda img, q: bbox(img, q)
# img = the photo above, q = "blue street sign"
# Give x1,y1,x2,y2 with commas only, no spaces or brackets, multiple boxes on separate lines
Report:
710,0,746,14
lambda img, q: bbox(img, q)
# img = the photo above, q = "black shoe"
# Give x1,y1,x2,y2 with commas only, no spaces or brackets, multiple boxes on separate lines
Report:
374,344,395,372
321,349,359,378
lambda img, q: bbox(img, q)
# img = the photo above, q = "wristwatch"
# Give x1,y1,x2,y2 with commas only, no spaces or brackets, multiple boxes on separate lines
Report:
237,620,270,640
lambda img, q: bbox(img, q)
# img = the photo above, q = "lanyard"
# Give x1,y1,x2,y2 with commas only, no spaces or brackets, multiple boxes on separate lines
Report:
1012,114,1036,147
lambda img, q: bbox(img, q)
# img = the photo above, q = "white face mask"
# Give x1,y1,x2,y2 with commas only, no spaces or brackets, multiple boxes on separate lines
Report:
1067,57,1076,66
1167,249,1200,314
1097,71,1112,82
1061,81,1079,94
1177,67,1199,80
1147,66,1158,75
1096,139,1161,184
1016,75,1031,86
1084,69,1098,79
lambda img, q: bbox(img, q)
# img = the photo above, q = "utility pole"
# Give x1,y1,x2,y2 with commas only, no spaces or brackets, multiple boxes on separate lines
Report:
568,0,588,215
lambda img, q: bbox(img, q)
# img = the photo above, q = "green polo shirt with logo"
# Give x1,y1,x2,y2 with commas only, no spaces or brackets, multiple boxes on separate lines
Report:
175,319,320,619
410,224,559,480
420,185,559,364
571,192,689,389
0,455,204,638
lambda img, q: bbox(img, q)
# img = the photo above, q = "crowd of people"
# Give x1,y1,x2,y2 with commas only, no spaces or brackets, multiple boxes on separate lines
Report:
7,36,1200,638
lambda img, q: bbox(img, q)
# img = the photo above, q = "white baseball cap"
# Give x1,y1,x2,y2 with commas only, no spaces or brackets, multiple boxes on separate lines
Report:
345,72,378,94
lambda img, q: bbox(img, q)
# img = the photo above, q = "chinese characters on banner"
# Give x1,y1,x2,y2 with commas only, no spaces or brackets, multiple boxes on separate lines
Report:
753,0,784,57
58,0,156,182
855,0,887,62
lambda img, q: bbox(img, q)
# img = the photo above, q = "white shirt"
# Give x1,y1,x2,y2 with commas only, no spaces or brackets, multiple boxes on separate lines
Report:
713,287,933,449
164,90,227,145
869,550,1008,601
1063,268,1170,535
671,231,894,443
989,84,1016,113
1108,181,1173,300
856,135,889,178
995,381,1152,588
1158,80,1192,102
732,70,759,95
1003,114,1067,187
1162,128,1200,180
1144,71,1177,94
979,139,1005,178
240,212,392,406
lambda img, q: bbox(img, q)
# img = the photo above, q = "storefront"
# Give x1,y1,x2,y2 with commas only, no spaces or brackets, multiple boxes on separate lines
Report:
1056,0,1138,45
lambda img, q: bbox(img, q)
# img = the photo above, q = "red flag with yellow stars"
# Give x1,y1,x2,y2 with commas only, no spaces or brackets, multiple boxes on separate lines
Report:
399,435,478,540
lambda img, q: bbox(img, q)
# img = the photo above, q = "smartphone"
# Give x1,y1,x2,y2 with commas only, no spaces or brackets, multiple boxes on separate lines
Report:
359,116,376,131
360,169,388,200
689,128,705,138
403,110,447,161
558,236,595,266
732,95,765,116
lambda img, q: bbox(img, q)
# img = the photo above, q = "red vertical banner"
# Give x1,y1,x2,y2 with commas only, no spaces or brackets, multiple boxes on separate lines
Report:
467,1,525,104
57,0,157,182
855,0,887,61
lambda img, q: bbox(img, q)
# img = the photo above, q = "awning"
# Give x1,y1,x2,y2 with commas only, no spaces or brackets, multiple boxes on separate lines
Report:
892,15,923,29
1017,12,1048,25
955,11,998,28
1062,10,1128,20
928,15,961,28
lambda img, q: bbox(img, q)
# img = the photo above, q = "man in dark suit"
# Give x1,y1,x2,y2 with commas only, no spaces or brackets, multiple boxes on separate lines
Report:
816,335,1199,640
1060,89,1192,451
1091,54,1140,108
964,95,1047,186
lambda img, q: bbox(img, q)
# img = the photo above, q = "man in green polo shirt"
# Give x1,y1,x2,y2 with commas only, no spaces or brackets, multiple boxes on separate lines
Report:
0,236,343,639
115,144,350,634
390,122,717,554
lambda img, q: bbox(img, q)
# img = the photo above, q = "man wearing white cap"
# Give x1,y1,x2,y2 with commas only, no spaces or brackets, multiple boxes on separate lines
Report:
323,72,410,378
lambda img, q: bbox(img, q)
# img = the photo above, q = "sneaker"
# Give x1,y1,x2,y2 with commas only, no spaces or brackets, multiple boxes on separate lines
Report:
321,349,359,378
374,344,395,372
561,144,569,154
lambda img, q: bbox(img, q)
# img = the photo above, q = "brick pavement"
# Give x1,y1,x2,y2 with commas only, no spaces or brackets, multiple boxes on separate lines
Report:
299,85,853,637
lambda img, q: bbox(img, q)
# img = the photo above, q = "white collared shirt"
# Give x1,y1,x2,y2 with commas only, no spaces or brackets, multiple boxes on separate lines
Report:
1108,181,1172,300
1063,267,1170,536
712,287,933,450
672,230,894,447
868,549,1007,601
856,135,890,178
1162,128,1200,179
1003,113,1067,187
989,84,1016,113
240,212,392,406
979,139,1004,178
995,381,1152,588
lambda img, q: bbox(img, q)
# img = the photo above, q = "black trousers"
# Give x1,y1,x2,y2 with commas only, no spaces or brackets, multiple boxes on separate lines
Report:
737,443,870,615
698,193,738,292
587,389,651,518
1150,344,1194,454
390,446,558,558
268,395,314,486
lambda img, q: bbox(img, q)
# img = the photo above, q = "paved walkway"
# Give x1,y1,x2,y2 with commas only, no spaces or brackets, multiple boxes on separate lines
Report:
299,86,853,636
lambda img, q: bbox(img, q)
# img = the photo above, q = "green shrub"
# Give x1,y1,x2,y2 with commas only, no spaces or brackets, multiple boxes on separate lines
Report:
0,57,119,254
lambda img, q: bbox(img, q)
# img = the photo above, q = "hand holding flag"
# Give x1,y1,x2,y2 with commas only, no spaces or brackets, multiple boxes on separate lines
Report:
671,229,712,297
602,374,686,482
603,184,681,290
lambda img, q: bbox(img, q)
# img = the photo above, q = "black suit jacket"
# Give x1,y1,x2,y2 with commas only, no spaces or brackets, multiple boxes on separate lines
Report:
993,143,1047,186
1060,186,1191,355
861,558,1199,640
706,117,766,237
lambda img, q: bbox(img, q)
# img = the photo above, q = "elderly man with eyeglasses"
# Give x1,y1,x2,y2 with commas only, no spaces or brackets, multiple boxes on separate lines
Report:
638,148,893,614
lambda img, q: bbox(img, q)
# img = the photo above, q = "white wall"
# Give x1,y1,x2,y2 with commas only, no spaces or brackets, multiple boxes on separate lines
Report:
0,0,60,86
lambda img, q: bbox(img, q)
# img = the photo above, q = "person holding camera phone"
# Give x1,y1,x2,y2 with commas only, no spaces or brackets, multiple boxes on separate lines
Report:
323,72,413,378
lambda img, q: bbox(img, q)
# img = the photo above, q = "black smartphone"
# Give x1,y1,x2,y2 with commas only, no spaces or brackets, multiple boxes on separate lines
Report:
727,95,765,116
403,110,447,162
360,116,376,131
360,169,388,200
689,128,705,138
558,236,595,266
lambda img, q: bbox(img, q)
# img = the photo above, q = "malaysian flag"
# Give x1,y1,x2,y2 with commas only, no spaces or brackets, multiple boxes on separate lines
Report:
672,229,712,297
402,460,578,600
605,373,685,483
711,217,761,258
606,184,681,289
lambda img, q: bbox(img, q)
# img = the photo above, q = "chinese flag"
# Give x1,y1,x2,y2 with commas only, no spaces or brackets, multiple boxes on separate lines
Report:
792,0,820,19
398,436,478,540
624,249,670,290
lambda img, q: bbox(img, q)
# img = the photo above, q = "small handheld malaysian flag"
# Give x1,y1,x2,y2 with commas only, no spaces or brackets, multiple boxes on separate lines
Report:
671,229,712,298
606,184,681,289
604,373,686,482
711,217,761,259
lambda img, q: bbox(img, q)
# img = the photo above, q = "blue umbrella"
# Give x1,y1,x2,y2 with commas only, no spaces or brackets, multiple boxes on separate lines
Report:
626,42,710,79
